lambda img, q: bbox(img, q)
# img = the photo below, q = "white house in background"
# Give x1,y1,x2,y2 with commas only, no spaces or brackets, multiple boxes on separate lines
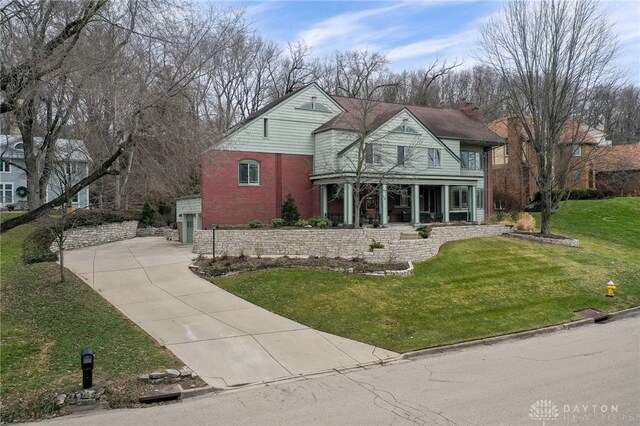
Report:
0,135,91,209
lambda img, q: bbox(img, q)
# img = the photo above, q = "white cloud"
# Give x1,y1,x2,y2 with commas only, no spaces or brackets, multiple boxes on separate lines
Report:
386,30,476,62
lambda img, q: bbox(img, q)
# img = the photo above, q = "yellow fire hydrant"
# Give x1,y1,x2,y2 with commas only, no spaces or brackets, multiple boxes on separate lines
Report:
606,280,616,297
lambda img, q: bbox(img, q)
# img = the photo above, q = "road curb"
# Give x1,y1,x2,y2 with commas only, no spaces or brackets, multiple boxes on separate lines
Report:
403,309,639,360
180,385,219,399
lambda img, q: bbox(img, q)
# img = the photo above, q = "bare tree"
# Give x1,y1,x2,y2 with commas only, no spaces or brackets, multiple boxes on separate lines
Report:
479,0,619,234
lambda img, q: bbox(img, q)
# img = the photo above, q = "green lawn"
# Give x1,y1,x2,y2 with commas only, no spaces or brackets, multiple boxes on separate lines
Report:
215,198,640,353
0,223,181,422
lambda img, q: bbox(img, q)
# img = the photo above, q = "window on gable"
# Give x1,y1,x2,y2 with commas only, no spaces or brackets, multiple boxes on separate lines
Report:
299,96,330,112
238,159,260,185
573,145,581,157
0,160,10,173
13,142,23,151
397,146,412,165
393,119,418,134
427,148,441,167
263,118,268,138
365,144,381,164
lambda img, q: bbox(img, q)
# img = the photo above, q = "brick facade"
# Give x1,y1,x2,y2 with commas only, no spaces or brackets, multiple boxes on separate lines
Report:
201,150,319,226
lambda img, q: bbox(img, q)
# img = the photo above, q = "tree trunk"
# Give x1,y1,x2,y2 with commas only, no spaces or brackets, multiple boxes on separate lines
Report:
540,190,552,235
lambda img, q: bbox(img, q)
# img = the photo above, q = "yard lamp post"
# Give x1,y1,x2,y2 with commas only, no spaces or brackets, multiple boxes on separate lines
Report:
211,224,217,257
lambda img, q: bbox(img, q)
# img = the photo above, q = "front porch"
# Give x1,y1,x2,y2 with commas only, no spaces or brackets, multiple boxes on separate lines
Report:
318,182,482,227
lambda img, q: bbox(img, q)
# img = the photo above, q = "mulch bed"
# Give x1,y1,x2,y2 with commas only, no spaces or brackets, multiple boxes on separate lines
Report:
511,231,571,240
194,255,409,278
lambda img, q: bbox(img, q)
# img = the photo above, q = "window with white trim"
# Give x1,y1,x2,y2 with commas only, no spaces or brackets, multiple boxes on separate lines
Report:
451,187,468,210
461,151,483,170
1,183,13,204
238,159,260,185
427,148,441,167
393,119,418,134
365,144,381,164
263,118,268,138
397,146,412,165
476,188,485,209
0,160,10,173
573,145,581,157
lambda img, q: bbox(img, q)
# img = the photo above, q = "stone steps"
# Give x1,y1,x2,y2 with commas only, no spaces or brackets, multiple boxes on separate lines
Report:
399,231,421,241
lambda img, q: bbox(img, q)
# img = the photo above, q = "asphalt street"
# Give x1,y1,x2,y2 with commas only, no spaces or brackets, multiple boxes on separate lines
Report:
36,315,640,426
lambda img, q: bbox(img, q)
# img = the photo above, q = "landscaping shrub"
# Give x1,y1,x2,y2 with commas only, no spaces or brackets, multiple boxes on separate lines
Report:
515,212,536,231
281,193,300,225
308,216,333,228
271,218,285,228
141,199,157,226
417,226,431,239
22,227,57,264
295,219,309,227
249,220,263,228
369,239,384,251
6,203,15,211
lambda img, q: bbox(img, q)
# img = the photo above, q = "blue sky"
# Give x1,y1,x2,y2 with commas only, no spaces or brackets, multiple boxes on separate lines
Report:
222,0,640,84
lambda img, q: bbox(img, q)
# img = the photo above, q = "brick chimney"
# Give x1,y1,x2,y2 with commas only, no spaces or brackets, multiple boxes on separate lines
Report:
455,99,484,123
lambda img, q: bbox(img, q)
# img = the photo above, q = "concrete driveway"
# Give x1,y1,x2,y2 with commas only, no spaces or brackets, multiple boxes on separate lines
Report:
64,237,397,388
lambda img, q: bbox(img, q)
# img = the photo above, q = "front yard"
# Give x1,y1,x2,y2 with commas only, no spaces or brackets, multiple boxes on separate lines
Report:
0,222,183,422
214,198,640,352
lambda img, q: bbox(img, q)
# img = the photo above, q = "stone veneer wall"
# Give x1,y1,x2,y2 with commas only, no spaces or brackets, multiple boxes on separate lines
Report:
50,221,139,251
193,225,511,263
366,225,511,263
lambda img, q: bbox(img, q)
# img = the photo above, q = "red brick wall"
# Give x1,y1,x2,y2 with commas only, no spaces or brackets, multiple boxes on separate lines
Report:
201,150,319,226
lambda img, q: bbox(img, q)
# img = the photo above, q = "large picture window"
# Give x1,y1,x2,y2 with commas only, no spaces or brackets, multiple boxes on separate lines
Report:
238,159,260,185
427,148,441,167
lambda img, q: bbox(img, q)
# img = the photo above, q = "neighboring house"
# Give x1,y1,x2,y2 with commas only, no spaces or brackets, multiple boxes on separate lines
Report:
201,83,504,227
489,117,599,210
594,144,640,196
0,135,91,209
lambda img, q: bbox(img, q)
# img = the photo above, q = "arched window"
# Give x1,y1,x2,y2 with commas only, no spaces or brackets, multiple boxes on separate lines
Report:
13,142,24,151
238,159,260,186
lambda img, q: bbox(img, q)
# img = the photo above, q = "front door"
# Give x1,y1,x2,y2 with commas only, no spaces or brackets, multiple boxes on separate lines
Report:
423,186,442,221
185,214,194,244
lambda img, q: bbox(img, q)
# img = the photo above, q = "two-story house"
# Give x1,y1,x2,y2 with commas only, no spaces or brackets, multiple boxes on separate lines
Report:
489,116,600,210
0,135,91,209
201,83,504,227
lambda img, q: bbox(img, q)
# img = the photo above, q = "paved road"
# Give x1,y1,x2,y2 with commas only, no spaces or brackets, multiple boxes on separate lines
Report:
38,315,640,425
64,237,396,388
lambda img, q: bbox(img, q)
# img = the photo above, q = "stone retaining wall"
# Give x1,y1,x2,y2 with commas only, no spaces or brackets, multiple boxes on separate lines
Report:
136,226,167,237
193,225,511,263
366,225,512,263
50,221,139,251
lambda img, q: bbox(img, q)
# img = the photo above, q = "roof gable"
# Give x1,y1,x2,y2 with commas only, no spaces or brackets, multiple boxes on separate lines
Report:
317,96,504,146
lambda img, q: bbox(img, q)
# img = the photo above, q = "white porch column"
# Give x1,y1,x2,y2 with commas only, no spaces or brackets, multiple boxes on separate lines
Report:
379,184,388,227
442,185,450,222
468,186,476,222
411,184,420,225
320,185,328,218
343,183,353,225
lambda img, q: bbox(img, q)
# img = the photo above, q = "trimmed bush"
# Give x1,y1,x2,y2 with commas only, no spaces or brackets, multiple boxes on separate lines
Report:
141,199,157,226
417,226,431,239
22,228,57,264
271,218,285,228
281,193,300,225
295,219,309,227
249,220,263,228
308,216,333,228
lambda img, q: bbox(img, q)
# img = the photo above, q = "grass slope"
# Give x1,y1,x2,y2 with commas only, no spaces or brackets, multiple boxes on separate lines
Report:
0,224,180,422
216,198,640,353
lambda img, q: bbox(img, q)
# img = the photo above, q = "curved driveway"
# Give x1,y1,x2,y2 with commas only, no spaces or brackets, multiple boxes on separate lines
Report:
64,237,397,388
